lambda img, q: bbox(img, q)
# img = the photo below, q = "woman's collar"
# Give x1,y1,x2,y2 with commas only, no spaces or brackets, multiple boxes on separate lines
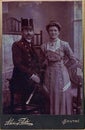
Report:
50,38,60,43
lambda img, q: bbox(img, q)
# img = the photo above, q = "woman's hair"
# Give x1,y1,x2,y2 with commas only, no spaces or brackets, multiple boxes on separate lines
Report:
46,20,61,32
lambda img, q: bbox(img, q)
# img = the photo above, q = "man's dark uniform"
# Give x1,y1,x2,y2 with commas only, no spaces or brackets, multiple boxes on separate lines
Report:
10,19,49,114
11,38,39,92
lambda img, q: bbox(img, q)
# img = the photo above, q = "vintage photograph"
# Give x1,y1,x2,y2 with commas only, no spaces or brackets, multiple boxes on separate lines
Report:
2,1,83,115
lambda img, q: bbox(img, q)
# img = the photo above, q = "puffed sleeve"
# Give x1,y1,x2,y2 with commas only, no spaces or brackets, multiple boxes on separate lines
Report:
64,42,82,68
64,42,76,60
63,42,78,68
64,42,83,85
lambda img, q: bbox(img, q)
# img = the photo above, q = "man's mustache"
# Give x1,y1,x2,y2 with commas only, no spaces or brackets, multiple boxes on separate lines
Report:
27,34,32,36
27,33,33,37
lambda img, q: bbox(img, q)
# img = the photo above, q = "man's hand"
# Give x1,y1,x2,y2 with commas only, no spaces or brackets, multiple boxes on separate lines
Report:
30,74,40,83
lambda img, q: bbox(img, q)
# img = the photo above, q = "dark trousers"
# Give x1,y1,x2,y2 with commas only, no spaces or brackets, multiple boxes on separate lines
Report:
10,77,50,114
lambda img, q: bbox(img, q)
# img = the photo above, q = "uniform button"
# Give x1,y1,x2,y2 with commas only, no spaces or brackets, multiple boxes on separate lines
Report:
25,45,27,48
21,42,23,44
29,59,31,61
28,54,30,57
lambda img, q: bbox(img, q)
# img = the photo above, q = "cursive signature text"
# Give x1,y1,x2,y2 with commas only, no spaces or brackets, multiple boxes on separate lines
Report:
4,117,33,126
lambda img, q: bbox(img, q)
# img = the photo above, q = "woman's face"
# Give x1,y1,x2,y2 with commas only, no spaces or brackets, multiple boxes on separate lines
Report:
48,26,60,40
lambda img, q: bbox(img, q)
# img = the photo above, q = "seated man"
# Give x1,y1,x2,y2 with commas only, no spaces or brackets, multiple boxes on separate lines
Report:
10,18,49,114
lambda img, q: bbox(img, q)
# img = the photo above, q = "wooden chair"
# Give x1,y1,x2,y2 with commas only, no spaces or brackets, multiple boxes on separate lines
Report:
68,63,83,114
3,17,43,46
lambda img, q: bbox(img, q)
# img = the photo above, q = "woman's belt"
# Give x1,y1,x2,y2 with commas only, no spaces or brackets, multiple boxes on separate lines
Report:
48,60,62,67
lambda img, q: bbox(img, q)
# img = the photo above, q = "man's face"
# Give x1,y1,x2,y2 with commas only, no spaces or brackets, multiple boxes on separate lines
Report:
22,28,34,40
48,26,60,40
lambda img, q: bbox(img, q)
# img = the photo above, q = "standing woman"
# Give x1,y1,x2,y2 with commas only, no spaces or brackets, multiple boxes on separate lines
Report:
41,21,80,115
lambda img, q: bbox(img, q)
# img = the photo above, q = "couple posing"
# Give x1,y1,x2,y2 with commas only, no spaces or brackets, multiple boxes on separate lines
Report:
10,18,82,115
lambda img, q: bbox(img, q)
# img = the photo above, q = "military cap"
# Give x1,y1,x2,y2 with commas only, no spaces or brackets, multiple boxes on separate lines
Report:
21,18,34,30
